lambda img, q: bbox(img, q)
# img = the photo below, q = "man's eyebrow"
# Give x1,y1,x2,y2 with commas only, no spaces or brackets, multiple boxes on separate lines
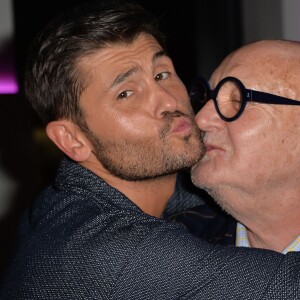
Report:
110,66,139,89
110,50,167,90
154,50,167,60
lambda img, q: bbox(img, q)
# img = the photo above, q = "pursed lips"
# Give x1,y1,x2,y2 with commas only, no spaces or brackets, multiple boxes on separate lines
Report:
170,116,193,134
204,143,225,153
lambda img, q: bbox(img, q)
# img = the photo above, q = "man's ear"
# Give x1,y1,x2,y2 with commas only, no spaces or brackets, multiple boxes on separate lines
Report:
46,120,92,162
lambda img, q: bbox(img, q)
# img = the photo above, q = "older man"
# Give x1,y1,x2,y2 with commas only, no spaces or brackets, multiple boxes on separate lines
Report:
180,39,300,254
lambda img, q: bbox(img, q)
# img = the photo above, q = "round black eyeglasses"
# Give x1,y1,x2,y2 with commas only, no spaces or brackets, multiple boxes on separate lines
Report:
189,76,300,122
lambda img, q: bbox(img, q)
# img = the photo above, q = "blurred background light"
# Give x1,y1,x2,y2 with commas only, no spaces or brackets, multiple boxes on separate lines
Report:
0,0,18,95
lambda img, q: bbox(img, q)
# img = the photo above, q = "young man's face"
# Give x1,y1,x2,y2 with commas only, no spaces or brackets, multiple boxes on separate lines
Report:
78,34,203,181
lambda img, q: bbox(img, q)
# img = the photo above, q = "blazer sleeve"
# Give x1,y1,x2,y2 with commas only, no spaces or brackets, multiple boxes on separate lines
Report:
1,210,299,300
111,223,300,300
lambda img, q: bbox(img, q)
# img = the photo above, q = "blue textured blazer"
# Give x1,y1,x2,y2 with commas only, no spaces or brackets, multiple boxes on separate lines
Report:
1,157,299,299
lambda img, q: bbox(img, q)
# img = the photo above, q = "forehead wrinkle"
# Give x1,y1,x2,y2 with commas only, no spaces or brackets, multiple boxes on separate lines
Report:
111,65,140,89
77,35,166,97
109,49,166,90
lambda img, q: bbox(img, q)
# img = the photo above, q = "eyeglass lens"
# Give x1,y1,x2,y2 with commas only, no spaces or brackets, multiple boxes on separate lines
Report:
189,79,210,114
190,78,244,119
216,80,242,119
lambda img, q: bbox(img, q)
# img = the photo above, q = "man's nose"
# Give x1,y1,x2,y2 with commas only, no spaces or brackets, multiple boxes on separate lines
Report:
195,99,225,131
150,84,179,117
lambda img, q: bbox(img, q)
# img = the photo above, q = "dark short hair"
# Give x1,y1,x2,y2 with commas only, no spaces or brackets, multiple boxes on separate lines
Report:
25,0,166,126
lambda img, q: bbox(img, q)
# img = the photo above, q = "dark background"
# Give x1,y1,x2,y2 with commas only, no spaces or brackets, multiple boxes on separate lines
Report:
0,0,242,276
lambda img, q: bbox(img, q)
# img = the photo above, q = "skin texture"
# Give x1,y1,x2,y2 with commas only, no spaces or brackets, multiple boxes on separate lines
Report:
191,40,300,252
46,34,203,218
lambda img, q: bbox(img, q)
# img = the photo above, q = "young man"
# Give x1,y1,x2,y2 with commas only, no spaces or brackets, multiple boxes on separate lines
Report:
1,2,299,299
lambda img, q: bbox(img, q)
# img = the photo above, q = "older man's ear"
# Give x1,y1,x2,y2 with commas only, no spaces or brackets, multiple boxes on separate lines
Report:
46,120,92,162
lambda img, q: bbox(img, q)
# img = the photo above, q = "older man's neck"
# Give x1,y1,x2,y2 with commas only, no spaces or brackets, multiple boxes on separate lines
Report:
219,186,300,253
246,227,300,253
243,202,300,253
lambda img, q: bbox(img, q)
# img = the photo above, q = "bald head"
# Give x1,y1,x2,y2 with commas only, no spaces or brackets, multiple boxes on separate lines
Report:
211,40,300,99
192,39,300,251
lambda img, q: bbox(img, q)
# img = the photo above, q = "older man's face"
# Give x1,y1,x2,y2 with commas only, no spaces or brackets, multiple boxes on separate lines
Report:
191,42,300,214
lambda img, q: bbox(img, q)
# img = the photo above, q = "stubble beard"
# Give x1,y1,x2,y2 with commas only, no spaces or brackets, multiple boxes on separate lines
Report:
84,111,204,181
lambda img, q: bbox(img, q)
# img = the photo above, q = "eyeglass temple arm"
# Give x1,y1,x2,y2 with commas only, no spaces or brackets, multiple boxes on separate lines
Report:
247,89,300,106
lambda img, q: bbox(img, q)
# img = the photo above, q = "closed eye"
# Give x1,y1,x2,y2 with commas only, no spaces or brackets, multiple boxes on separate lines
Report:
155,71,170,82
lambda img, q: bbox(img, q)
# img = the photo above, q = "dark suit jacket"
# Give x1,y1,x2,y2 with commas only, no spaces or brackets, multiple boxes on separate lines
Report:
167,203,237,246
167,171,237,246
1,157,299,299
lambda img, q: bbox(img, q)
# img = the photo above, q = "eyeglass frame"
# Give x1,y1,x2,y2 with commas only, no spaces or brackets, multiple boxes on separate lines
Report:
189,76,300,122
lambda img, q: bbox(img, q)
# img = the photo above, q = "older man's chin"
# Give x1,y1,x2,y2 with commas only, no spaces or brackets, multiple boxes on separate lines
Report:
190,159,203,185
190,157,215,188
